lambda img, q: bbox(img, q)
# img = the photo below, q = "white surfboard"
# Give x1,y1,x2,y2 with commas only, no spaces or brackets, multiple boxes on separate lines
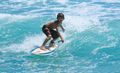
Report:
31,45,58,55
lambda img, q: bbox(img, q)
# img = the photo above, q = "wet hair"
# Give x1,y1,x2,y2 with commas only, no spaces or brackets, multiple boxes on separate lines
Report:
57,13,65,19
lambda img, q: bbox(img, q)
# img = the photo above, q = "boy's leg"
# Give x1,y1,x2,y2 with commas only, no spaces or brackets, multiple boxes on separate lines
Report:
42,35,51,46
49,37,59,47
41,35,51,49
41,26,51,50
49,30,59,47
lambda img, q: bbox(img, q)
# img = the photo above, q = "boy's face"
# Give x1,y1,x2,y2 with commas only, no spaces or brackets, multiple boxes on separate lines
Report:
58,17,64,22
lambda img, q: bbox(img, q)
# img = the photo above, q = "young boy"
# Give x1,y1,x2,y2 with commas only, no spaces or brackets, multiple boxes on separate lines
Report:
40,13,65,50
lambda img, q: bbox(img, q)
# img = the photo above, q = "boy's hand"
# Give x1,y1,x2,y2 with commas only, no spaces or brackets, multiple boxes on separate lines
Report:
62,28,65,32
61,39,64,43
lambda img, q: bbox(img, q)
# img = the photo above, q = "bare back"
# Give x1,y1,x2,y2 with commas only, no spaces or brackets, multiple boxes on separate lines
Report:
46,20,61,30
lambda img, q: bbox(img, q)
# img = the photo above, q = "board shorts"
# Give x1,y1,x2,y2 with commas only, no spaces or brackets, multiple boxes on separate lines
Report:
42,25,59,40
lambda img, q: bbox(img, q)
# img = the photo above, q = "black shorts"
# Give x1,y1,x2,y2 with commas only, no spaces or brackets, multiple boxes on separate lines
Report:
42,25,59,39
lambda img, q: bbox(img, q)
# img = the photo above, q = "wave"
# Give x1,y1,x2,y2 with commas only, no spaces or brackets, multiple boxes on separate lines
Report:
0,13,38,27
92,0,120,3
0,35,44,53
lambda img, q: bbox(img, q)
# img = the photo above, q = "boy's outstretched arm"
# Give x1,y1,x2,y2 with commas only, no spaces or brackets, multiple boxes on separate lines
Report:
60,24,65,32
56,27,64,43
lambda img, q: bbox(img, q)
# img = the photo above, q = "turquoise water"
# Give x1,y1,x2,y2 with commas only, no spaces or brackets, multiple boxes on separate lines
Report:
0,0,120,73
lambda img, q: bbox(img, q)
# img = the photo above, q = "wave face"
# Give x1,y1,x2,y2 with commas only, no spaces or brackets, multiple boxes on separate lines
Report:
0,0,120,73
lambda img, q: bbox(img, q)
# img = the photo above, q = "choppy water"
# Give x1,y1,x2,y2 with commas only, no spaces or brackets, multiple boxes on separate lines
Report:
0,0,120,73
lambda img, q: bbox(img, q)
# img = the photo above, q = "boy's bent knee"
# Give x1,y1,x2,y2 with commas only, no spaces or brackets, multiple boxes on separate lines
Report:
47,35,52,40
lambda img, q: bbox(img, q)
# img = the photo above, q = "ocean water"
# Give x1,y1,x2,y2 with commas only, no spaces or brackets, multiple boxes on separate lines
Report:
0,0,120,73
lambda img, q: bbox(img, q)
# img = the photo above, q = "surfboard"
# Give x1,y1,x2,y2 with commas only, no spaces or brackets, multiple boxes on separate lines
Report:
31,45,58,55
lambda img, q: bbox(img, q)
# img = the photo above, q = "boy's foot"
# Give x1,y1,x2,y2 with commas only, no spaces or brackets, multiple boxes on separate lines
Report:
49,43,55,47
40,46,47,51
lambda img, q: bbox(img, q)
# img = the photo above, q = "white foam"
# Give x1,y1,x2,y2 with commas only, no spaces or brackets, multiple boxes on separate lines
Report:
97,25,110,33
92,41,117,55
67,2,104,15
64,15,100,32
0,13,37,20
63,2,115,35
2,34,45,53
92,0,120,3
62,2,107,32
54,0,69,4
9,0,42,5
0,13,38,26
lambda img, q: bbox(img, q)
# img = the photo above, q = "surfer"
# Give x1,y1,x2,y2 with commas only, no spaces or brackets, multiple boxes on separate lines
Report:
40,13,65,50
